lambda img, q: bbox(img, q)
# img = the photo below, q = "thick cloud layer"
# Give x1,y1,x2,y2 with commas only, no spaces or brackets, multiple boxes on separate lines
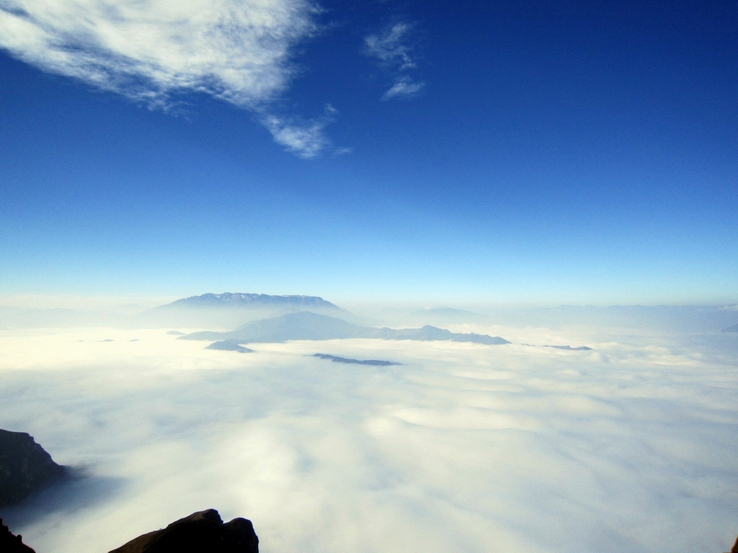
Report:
0,326,737,552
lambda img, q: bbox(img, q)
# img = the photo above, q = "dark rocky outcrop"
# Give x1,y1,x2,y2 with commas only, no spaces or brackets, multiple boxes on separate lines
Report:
109,509,258,553
0,518,35,553
1,504,736,553
0,429,66,506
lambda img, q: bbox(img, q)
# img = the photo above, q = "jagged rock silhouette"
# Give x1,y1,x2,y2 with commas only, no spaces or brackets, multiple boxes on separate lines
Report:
109,509,258,553
0,429,66,506
0,518,35,553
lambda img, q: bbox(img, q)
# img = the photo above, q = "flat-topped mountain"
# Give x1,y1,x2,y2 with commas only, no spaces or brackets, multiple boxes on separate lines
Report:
181,311,510,345
139,293,347,329
161,293,340,311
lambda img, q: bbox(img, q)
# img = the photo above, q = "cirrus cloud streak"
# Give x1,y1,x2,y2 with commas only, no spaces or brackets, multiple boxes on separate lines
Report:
0,0,334,157
364,22,425,101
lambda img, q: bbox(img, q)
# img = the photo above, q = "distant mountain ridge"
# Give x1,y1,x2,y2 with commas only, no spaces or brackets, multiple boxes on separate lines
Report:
139,293,346,329
160,293,340,310
181,311,510,345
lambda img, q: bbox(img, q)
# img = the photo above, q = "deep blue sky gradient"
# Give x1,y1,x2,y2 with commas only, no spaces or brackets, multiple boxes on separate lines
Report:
1,0,736,304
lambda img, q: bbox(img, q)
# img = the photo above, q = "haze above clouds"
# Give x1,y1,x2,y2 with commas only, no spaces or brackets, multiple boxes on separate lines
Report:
1,325,737,553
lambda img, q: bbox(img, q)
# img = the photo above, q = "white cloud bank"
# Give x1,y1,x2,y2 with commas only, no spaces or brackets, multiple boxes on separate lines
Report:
0,326,737,553
364,22,425,100
0,0,333,157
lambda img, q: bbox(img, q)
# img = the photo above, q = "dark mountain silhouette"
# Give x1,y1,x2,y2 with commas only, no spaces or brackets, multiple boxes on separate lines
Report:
0,519,35,553
0,429,66,506
138,293,348,328
313,354,400,366
181,311,509,345
205,341,254,353
161,293,339,311
109,509,258,553
373,324,508,344
544,345,593,351
4,507,737,553
184,311,362,342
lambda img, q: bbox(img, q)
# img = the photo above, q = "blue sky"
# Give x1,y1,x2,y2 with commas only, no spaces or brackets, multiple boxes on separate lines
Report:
1,0,736,305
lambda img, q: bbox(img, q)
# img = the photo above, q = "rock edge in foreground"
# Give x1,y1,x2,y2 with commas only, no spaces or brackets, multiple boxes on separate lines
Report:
109,509,258,553
0,429,66,506
0,518,36,553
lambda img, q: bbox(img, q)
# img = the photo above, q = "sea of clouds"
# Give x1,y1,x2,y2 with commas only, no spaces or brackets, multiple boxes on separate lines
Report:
0,325,737,553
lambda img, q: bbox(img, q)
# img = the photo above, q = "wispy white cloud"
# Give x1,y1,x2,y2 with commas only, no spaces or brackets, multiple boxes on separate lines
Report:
382,76,424,100
364,22,425,100
262,104,337,159
365,23,417,70
0,0,334,158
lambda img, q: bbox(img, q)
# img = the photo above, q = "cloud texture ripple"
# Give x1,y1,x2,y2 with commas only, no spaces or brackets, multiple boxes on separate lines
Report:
0,327,737,553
